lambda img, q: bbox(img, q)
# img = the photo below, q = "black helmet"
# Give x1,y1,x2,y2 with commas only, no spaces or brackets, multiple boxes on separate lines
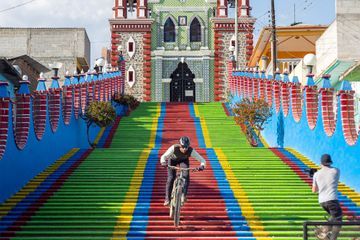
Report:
179,136,190,148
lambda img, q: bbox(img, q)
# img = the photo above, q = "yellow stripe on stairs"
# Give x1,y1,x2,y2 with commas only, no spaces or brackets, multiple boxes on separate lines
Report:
214,148,271,239
196,107,271,239
93,127,106,146
194,103,212,148
286,148,360,206
111,103,161,239
0,148,79,218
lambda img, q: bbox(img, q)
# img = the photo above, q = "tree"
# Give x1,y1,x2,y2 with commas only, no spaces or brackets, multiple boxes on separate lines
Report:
84,101,116,147
232,98,272,146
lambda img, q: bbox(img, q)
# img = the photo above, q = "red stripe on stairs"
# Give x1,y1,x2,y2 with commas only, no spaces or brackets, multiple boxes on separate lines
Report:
145,103,237,238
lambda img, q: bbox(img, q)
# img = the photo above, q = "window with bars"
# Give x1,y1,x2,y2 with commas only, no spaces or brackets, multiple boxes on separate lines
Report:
190,18,201,42
164,18,175,42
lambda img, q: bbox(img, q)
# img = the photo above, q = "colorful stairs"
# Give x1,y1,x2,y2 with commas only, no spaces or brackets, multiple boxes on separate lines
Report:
0,102,358,240
196,102,360,239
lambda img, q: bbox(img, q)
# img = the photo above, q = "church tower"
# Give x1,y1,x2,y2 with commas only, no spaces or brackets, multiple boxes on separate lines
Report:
212,0,254,101
110,0,153,101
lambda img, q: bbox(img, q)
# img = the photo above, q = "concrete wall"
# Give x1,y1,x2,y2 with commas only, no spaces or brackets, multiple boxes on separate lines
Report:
0,28,90,79
316,21,338,76
336,0,360,60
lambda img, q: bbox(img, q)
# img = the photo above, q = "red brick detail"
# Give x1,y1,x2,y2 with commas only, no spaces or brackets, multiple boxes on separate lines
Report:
281,83,290,116
320,89,336,137
238,75,244,97
73,84,80,119
304,86,318,130
244,76,250,98
119,62,126,94
259,78,266,101
14,94,31,150
266,80,273,107
110,33,122,68
48,88,61,133
104,78,109,101
227,62,234,95
291,83,302,122
0,98,9,159
80,82,88,114
339,90,358,145
99,80,105,102
213,29,224,101
273,81,281,113
111,75,116,97
142,32,152,102
33,91,47,139
62,86,73,125
253,77,259,100
93,81,99,102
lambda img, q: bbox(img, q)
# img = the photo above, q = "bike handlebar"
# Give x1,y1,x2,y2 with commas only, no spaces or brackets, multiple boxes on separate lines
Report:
167,165,200,171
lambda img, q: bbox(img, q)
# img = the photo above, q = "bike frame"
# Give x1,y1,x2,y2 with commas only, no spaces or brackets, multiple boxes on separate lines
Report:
168,165,198,227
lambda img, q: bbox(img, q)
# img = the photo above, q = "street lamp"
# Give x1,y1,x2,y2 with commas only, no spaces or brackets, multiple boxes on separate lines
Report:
303,53,316,74
49,62,63,78
95,57,105,72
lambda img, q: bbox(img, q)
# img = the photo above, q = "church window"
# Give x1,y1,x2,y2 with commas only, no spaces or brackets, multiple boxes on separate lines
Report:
190,18,201,42
164,18,175,42
128,42,134,52
128,71,134,82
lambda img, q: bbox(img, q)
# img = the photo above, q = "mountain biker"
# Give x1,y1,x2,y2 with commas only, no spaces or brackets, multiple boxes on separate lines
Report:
312,154,342,240
160,136,206,207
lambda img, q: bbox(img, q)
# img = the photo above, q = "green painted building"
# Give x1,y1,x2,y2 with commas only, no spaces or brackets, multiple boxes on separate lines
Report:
110,0,254,102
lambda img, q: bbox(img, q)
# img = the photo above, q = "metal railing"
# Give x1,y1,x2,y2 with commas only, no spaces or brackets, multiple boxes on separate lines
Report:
303,221,360,240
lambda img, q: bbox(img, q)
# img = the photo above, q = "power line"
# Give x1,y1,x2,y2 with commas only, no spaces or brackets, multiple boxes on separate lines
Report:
0,0,37,14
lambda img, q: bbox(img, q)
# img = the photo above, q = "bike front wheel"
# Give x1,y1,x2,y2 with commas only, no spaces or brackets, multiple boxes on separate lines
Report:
173,184,183,227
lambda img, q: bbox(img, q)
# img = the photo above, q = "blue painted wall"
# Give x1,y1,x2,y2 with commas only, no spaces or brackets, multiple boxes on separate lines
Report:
231,86,359,193
262,94,360,192
0,99,126,204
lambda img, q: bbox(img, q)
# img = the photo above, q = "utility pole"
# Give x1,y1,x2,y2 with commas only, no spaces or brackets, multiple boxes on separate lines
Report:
234,0,238,65
294,3,296,25
270,0,277,75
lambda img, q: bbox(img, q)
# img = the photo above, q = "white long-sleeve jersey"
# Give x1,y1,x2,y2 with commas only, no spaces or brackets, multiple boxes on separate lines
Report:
160,145,206,167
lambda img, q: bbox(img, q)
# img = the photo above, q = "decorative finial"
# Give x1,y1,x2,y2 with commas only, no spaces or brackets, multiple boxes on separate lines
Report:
22,75,29,81
65,71,69,76
39,72,45,79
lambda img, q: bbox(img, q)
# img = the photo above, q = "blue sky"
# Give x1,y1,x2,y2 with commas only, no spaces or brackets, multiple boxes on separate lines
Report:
250,0,335,37
0,0,336,66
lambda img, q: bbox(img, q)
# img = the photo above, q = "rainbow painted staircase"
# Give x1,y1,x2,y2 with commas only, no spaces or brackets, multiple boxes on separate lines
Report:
0,103,359,239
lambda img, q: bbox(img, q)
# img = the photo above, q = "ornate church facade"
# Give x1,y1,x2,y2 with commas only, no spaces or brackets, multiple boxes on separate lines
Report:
109,0,254,102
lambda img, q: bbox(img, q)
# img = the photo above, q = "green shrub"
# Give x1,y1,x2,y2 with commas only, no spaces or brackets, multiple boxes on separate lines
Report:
112,93,140,111
84,101,116,147
232,98,272,146
85,101,116,127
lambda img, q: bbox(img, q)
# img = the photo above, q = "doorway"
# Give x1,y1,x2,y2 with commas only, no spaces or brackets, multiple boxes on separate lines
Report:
170,62,195,102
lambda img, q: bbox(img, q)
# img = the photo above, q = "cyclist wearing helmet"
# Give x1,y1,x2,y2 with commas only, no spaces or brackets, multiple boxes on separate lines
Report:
160,136,206,206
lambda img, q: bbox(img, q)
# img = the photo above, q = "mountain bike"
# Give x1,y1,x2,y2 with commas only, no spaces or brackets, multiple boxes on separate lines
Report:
168,165,199,227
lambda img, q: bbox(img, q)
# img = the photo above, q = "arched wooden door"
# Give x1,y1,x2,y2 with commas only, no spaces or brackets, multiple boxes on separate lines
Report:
170,62,195,102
